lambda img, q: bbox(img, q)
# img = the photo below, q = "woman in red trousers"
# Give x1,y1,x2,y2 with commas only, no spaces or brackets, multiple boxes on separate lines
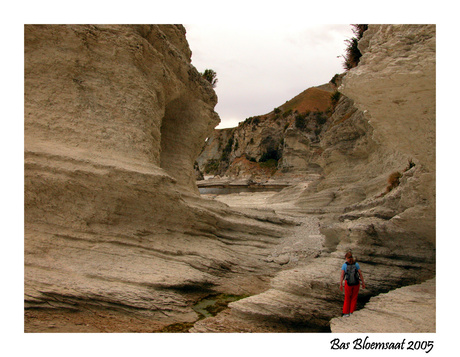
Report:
339,251,366,316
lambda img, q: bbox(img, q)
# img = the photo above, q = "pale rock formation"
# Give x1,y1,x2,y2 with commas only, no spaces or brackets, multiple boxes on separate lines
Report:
340,24,436,243
25,24,436,333
281,127,321,175
195,128,234,174
330,278,436,333
341,25,436,171
196,84,334,180
289,26,436,259
24,25,293,327
193,24,436,333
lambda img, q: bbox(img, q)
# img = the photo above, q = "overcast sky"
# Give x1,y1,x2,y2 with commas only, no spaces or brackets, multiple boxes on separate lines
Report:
185,24,354,128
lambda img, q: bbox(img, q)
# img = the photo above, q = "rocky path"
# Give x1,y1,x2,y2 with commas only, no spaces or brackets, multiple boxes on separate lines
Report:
194,191,436,333
25,190,436,333
201,191,325,267
191,191,332,332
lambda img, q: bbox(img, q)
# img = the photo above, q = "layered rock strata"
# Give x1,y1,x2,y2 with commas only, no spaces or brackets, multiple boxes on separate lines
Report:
196,83,335,181
25,25,218,193
25,24,436,333
330,278,436,333
24,25,294,328
339,24,436,243
192,24,436,332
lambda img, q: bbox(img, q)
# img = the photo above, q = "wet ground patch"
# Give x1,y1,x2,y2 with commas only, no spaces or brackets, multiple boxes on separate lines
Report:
192,293,249,318
159,293,249,332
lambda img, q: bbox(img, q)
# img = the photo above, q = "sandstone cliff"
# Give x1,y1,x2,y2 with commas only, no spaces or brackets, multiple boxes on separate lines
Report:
196,83,335,181
339,24,436,243
25,25,218,193
192,24,436,332
24,24,436,333
24,25,295,329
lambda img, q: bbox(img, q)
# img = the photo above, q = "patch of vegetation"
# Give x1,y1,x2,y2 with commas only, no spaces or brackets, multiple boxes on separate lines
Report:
282,109,293,118
294,112,308,131
343,24,368,71
330,73,340,86
217,136,223,150
200,69,218,88
204,159,220,174
193,294,249,319
386,171,402,193
203,294,248,316
220,136,234,162
274,107,281,114
330,91,341,109
315,112,327,125
376,171,404,198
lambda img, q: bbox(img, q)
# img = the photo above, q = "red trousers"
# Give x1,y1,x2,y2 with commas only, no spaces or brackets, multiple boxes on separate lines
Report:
343,281,360,314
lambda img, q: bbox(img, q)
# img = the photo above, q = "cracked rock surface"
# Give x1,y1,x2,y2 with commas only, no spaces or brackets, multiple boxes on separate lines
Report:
330,278,436,333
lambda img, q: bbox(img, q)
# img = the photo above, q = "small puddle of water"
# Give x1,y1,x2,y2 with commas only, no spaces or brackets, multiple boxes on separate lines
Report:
192,294,248,319
159,294,249,332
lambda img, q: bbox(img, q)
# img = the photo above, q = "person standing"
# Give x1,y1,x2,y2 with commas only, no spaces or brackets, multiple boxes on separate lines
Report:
339,251,365,316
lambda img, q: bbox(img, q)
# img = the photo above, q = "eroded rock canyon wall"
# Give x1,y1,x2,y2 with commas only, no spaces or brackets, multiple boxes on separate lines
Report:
339,24,436,243
24,25,294,329
25,25,218,193
24,24,436,333
192,24,436,332
197,83,335,182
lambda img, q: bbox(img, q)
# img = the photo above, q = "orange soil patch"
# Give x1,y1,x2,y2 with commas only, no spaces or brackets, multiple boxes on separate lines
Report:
279,87,332,113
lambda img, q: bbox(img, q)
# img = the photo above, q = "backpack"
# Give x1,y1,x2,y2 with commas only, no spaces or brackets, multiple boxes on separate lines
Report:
345,262,360,286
